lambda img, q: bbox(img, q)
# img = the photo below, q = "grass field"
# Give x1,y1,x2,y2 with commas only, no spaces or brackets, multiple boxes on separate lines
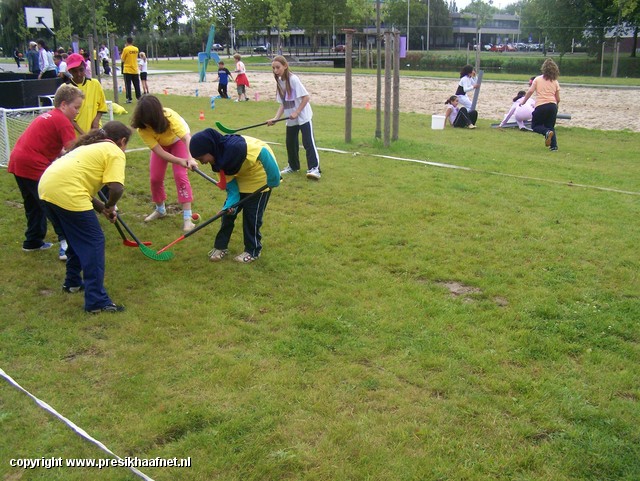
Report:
1,95,639,481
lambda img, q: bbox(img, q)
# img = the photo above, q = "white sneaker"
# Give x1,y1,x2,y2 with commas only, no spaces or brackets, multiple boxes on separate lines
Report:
306,167,321,180
59,240,68,261
183,219,196,233
144,209,166,222
280,166,297,175
234,251,259,263
208,248,229,262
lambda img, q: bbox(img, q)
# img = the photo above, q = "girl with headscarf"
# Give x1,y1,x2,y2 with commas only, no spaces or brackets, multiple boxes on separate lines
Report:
189,129,280,263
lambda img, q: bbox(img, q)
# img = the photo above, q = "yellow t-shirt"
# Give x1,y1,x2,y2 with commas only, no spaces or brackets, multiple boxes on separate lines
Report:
121,44,139,74
137,108,189,149
226,136,273,193
73,77,107,134
39,141,126,211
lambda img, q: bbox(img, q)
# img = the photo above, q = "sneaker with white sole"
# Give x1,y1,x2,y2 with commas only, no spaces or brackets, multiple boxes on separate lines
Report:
86,303,126,314
62,284,84,293
208,248,229,262
144,210,167,222
234,251,259,263
59,239,68,261
280,166,298,175
183,219,196,233
306,167,321,180
22,242,53,252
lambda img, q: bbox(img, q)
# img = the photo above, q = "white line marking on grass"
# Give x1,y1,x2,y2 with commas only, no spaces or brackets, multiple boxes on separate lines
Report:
1,368,156,481
129,143,640,197
315,146,640,197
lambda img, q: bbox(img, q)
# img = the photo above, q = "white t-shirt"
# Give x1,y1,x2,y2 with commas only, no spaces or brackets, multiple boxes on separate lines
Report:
138,58,147,73
276,73,313,126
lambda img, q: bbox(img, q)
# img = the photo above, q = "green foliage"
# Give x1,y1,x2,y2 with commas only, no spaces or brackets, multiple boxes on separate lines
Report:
413,51,640,77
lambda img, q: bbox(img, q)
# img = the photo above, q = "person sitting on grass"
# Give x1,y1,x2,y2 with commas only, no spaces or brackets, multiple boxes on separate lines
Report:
189,128,280,264
8,84,84,260
444,95,478,129
38,121,132,314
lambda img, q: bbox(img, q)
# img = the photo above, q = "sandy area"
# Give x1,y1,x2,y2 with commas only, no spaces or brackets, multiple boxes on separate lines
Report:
102,71,640,132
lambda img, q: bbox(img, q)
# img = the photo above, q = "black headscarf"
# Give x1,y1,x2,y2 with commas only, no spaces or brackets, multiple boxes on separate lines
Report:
189,128,247,174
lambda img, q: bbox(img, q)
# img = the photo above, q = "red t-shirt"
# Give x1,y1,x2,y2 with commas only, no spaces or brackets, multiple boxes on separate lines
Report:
8,109,76,181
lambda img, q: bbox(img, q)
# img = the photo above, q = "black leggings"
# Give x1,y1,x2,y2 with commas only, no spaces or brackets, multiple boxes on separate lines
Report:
453,107,478,128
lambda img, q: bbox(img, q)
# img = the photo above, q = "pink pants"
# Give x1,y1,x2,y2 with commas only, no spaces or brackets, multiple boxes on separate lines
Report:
149,141,193,204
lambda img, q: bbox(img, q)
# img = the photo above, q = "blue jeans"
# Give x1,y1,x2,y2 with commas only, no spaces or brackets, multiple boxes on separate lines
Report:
43,202,114,311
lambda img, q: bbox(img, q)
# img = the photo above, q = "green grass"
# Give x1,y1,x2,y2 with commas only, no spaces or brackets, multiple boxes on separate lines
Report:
1,95,639,481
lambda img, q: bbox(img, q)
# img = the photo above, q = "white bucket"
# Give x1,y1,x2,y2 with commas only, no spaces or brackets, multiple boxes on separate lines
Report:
431,115,446,130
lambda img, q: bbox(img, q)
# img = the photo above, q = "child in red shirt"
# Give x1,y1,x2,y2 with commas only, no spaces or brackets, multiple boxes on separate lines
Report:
8,84,84,258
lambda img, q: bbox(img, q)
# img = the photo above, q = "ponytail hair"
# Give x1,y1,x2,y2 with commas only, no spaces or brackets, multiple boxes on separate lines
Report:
72,121,132,150
513,90,526,102
445,95,458,105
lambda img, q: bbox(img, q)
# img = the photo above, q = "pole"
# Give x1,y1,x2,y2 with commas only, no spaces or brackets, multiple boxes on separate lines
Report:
375,0,382,139
110,34,119,104
344,30,355,143
384,30,392,147
427,0,430,51
406,0,410,51
392,31,400,141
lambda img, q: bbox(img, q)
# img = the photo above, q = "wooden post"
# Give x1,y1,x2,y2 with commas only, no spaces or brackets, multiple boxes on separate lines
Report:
344,30,355,143
392,30,400,141
110,34,119,104
375,0,382,139
384,31,392,147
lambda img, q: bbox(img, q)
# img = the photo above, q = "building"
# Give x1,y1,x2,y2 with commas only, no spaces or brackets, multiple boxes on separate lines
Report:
451,13,520,49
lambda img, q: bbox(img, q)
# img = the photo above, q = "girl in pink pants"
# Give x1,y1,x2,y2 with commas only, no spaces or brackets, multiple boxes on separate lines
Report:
131,95,199,232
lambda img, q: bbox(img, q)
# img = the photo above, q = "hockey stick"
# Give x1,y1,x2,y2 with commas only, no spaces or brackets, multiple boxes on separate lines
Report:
215,117,288,134
98,191,152,247
156,184,269,254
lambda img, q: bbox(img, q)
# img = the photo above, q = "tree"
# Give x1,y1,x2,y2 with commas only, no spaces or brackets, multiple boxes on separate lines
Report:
461,0,496,69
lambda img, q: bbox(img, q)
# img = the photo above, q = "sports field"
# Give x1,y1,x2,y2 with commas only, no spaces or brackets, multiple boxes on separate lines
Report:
1,89,639,480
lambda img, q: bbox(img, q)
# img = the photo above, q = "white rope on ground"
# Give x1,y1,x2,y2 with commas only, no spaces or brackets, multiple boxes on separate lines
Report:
126,143,640,196
311,146,640,197
0,368,156,481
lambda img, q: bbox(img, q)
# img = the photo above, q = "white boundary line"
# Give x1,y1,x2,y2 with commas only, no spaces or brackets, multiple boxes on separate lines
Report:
126,142,640,196
0,368,156,481
310,145,640,197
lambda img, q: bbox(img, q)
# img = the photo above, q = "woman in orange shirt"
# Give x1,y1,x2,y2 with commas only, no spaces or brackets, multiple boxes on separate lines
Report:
521,58,561,151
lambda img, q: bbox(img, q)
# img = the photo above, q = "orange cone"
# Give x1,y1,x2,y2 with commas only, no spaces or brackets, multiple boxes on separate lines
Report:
199,111,205,121
365,101,371,110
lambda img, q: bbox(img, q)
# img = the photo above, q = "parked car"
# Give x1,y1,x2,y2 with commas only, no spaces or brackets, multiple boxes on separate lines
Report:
332,44,346,53
253,45,268,53
211,44,224,51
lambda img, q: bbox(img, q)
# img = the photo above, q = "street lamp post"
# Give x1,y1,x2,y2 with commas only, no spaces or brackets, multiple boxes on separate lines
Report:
427,0,430,51
332,14,342,51
406,0,410,50
230,16,235,53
